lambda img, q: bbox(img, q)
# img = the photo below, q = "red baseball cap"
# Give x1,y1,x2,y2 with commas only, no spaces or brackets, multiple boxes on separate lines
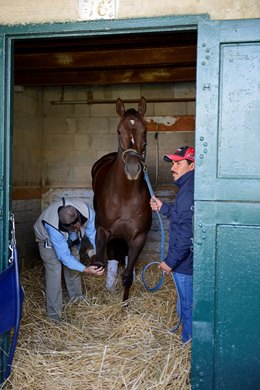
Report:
163,146,195,162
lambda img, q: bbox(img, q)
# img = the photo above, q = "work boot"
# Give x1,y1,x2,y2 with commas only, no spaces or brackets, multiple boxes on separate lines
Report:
106,260,119,291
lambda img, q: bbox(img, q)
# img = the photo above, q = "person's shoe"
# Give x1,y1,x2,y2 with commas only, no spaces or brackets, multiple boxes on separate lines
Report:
72,295,88,303
106,260,119,291
48,315,61,323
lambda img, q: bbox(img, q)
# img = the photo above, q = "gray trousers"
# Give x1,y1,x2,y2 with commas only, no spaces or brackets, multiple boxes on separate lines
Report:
38,242,83,321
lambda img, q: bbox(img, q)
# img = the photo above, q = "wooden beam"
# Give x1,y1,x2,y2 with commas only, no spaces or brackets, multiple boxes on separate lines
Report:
14,31,197,86
15,66,196,86
12,187,42,200
14,32,197,53
14,46,196,70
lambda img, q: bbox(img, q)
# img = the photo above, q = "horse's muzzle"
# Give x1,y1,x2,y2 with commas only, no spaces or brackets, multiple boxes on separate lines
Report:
122,149,143,180
124,161,142,180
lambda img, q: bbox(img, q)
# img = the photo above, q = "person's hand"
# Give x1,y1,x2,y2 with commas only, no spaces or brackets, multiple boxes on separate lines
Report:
83,265,105,276
158,261,172,275
150,196,162,212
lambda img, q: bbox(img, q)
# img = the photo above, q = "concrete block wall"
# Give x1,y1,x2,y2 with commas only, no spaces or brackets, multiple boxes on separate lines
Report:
42,83,195,189
13,87,43,187
12,83,195,198
12,199,41,263
12,82,195,261
12,87,44,262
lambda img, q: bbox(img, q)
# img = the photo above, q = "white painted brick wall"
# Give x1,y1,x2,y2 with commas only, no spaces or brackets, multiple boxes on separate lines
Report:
1,1,259,25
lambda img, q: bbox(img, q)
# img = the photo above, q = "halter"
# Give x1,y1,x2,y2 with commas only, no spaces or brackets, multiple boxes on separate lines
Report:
121,148,144,164
119,140,147,164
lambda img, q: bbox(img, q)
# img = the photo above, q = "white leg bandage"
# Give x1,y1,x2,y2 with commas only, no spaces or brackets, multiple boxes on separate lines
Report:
106,260,119,291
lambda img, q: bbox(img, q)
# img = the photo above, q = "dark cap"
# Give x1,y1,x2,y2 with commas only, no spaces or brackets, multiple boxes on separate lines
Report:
163,146,195,162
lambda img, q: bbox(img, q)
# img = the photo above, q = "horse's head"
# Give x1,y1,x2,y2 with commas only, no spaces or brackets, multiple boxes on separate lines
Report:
116,97,147,180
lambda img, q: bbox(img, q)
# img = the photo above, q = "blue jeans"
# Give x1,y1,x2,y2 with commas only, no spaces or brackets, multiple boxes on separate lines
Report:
173,272,193,343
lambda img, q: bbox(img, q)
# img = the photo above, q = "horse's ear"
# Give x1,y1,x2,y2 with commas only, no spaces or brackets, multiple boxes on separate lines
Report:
116,98,125,117
138,96,147,116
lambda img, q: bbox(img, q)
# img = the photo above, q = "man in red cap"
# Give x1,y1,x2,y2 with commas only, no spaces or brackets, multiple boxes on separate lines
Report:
150,146,195,344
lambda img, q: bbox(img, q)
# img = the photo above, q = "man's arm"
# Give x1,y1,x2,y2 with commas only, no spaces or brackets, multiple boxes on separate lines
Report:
45,224,85,272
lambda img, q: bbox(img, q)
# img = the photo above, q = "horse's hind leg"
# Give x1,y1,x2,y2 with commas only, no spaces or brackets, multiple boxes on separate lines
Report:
121,258,136,302
122,260,132,303
125,256,136,281
122,234,147,301
123,287,130,302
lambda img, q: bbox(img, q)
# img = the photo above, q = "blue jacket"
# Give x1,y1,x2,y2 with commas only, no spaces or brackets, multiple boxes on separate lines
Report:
160,170,194,275
34,199,96,273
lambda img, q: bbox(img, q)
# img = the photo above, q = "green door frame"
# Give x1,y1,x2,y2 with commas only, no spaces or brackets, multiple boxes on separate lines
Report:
2,15,259,389
192,18,260,390
0,14,208,385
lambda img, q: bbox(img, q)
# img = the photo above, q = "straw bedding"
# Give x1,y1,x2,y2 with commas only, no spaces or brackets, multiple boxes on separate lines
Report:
3,257,191,390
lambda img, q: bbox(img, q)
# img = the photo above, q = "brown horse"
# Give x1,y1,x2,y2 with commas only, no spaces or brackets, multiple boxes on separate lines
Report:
91,97,152,301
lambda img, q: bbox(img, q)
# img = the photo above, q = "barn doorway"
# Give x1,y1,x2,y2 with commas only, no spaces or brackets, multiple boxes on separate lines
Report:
1,15,205,388
12,28,198,261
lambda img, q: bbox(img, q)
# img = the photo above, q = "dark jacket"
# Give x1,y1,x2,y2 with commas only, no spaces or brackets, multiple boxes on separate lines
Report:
160,170,194,275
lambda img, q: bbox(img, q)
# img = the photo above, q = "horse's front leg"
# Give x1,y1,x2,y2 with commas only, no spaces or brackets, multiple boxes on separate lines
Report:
92,226,107,269
122,234,146,301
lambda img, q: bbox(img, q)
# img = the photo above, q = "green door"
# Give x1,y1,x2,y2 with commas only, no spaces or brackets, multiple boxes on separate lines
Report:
0,33,12,272
192,19,260,389
0,33,13,382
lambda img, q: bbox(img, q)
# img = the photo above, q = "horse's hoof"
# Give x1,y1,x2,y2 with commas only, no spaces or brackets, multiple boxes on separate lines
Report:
122,301,129,310
93,260,105,269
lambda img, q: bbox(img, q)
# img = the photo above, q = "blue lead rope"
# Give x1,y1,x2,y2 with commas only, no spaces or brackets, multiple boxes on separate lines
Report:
142,168,165,292
142,167,181,333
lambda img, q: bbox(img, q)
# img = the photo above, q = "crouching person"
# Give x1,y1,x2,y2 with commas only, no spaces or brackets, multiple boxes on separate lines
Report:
33,198,104,322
